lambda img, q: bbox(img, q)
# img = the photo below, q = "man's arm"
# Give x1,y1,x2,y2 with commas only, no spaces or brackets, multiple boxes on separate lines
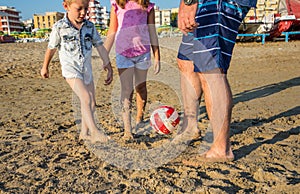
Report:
178,0,199,35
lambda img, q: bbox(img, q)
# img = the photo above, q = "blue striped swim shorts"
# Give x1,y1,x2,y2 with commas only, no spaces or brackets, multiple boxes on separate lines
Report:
177,0,250,73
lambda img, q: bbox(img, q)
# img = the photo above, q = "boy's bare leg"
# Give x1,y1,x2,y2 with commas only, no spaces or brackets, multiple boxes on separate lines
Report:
80,81,96,140
135,68,148,124
177,59,202,140
196,68,234,161
118,68,134,140
80,114,89,140
66,78,110,143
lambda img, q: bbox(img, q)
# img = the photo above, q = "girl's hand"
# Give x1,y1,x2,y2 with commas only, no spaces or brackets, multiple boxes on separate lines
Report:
132,37,146,52
153,60,160,75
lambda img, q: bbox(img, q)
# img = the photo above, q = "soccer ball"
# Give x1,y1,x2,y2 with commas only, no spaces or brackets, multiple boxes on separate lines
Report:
150,105,180,135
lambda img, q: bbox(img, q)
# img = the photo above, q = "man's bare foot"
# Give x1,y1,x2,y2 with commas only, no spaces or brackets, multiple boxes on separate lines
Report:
88,129,110,144
183,149,234,165
176,127,201,142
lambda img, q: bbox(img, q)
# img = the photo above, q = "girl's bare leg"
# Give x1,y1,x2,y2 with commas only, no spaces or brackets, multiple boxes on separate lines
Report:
118,68,134,139
134,68,148,124
66,78,109,143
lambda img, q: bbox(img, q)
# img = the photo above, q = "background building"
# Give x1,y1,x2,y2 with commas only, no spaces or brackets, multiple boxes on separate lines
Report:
154,6,172,27
86,0,105,29
23,18,33,32
101,6,110,29
33,12,64,29
0,6,22,34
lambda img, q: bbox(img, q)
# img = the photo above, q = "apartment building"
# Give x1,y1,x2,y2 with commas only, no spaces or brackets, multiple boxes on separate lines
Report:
33,12,64,29
32,0,107,30
0,6,22,34
154,7,179,27
154,6,172,27
86,0,105,29
101,6,110,29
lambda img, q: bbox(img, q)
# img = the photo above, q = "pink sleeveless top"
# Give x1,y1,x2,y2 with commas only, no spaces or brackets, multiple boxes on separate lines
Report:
111,0,155,57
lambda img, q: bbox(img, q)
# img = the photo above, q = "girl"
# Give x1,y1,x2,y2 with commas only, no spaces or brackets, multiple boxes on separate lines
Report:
104,0,160,139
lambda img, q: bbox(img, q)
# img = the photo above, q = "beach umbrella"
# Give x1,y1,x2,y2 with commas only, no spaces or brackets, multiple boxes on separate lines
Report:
10,31,20,35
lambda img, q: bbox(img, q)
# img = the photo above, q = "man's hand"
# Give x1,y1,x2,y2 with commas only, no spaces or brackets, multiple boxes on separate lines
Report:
178,1,199,35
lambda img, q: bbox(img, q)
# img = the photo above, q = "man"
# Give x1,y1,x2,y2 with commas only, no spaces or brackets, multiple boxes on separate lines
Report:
177,0,257,165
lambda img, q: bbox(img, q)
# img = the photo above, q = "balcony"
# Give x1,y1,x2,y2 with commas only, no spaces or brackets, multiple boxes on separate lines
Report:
265,7,277,11
1,24,23,29
89,2,96,7
4,13,21,19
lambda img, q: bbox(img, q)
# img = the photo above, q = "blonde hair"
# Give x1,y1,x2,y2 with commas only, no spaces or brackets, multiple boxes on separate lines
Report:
64,0,89,5
116,0,149,9
64,0,74,5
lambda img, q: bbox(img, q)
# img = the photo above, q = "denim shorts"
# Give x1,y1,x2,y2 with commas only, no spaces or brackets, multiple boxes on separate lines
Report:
177,0,250,73
116,52,151,70
62,62,93,85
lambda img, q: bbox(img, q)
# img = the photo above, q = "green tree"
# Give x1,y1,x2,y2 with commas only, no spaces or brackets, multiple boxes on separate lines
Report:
171,12,178,27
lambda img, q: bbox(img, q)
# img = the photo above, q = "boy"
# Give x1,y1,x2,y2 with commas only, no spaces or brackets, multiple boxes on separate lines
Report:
41,0,113,143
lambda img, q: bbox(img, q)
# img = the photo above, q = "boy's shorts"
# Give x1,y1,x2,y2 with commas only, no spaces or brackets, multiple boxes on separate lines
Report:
116,52,151,70
177,0,250,74
62,62,93,85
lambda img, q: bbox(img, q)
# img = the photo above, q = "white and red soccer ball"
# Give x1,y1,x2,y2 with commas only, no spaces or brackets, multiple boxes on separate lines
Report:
150,105,180,135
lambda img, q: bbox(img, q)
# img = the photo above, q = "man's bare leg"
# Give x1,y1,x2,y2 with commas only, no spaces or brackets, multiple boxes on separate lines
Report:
183,68,234,164
183,69,234,163
177,59,202,141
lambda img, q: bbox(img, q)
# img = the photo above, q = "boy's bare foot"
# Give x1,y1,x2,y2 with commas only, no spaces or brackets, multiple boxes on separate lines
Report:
79,128,89,141
79,133,89,141
88,129,110,144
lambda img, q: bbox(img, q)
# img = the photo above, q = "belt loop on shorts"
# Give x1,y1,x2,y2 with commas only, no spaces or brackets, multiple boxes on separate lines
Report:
217,0,221,9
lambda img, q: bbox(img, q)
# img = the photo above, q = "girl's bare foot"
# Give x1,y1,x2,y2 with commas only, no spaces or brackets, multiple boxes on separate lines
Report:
124,131,134,140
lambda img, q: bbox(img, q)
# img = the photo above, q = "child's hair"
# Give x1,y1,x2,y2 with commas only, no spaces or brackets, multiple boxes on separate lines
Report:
64,0,74,5
64,0,89,5
116,0,149,9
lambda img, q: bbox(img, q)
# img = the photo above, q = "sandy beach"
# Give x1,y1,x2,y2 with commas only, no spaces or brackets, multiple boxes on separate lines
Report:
0,37,299,193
